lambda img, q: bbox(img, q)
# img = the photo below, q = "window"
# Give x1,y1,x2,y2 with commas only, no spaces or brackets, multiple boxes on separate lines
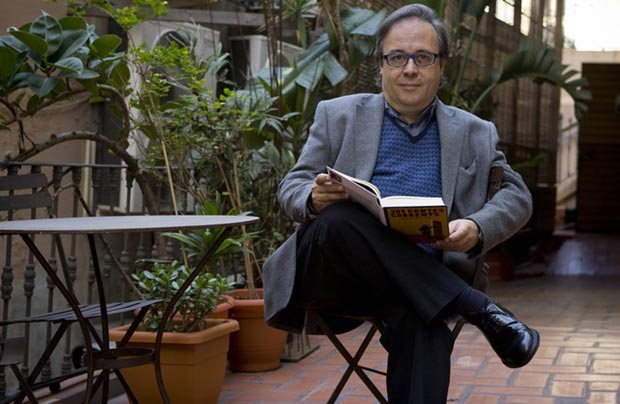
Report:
496,0,515,26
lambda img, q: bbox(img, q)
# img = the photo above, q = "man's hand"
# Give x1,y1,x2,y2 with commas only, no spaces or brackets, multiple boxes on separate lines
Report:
432,219,480,252
310,173,349,213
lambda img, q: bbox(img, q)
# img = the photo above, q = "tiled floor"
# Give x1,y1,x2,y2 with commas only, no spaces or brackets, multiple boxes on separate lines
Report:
218,233,620,404
70,232,620,404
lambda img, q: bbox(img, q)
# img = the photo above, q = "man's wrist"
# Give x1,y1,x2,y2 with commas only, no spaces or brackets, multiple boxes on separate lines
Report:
466,219,484,257
306,194,318,215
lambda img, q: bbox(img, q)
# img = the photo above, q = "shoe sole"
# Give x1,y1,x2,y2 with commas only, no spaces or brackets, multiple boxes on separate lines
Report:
503,329,540,368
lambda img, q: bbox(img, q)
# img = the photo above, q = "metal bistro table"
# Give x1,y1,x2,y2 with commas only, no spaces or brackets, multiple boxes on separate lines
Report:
0,214,258,403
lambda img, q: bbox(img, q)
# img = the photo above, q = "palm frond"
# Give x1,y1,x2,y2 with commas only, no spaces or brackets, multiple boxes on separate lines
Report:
473,39,591,120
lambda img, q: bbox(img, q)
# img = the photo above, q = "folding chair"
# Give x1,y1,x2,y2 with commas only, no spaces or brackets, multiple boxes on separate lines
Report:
306,311,388,403
307,166,504,403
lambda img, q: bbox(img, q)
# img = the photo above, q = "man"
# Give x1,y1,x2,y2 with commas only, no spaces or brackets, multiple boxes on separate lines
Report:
263,4,539,403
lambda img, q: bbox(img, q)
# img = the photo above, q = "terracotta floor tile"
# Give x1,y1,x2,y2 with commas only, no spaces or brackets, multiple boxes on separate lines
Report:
550,380,586,397
512,371,549,388
588,391,619,404
103,233,620,404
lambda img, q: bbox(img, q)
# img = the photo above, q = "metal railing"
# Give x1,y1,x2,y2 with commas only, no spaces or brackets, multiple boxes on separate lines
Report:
0,161,245,399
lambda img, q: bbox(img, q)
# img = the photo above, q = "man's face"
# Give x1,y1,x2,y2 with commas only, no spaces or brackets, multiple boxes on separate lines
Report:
380,18,444,123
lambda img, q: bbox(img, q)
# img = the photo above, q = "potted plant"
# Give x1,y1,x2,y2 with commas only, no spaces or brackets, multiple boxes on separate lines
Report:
164,199,288,372
109,260,238,404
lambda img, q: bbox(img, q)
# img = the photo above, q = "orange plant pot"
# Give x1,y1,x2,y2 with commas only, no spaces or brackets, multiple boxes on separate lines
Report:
208,294,235,319
227,288,288,372
109,318,239,404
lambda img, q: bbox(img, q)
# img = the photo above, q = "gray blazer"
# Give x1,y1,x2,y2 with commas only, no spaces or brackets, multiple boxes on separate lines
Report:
263,93,532,333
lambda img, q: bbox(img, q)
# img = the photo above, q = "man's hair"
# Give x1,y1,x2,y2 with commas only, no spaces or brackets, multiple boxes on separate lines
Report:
374,4,449,65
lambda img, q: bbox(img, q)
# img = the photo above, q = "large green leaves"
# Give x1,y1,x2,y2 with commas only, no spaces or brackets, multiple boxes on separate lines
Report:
29,13,63,56
0,12,127,103
473,39,591,120
0,43,29,95
89,35,122,58
280,7,387,93
425,0,590,122
8,29,48,57
53,29,91,62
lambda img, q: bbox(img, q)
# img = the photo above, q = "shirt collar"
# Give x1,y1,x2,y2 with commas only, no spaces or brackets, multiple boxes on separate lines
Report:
384,97,437,138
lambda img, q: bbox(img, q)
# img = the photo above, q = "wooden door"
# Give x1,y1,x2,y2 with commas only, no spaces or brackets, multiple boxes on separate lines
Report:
576,63,620,232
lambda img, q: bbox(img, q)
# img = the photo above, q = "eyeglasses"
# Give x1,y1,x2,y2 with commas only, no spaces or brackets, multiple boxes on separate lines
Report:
383,51,440,67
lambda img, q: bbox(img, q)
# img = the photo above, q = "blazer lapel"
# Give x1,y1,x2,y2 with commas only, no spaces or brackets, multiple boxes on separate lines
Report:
354,94,385,180
436,101,465,215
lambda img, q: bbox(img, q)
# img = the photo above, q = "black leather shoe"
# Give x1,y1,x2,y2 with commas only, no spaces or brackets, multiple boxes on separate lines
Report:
465,302,540,368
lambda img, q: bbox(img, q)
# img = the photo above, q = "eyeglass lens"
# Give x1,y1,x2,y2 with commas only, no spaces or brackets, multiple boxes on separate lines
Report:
384,52,437,67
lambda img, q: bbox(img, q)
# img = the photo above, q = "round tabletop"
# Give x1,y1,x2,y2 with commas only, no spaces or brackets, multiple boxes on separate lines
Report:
0,215,259,235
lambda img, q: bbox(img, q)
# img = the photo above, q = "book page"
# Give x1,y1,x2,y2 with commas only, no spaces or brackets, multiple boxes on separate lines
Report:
380,195,445,208
327,167,386,224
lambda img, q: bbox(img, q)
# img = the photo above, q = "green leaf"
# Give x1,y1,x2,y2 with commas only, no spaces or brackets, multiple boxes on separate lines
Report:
11,72,31,91
52,29,90,62
0,34,27,52
322,53,348,86
30,13,62,56
8,29,48,57
74,68,99,79
349,8,387,35
109,60,130,88
78,78,99,94
27,73,58,97
59,16,87,31
89,34,122,58
295,56,324,90
489,67,501,82
26,94,42,112
52,56,84,74
0,46,18,81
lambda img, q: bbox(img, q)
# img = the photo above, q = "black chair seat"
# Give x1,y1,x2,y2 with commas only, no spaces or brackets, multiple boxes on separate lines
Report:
0,299,162,325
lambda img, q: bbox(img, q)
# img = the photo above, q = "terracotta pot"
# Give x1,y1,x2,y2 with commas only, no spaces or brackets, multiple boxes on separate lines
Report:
109,318,239,404
208,294,235,319
227,288,288,372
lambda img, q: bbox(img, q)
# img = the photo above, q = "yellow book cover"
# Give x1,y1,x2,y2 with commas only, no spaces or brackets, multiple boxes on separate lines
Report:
327,167,448,242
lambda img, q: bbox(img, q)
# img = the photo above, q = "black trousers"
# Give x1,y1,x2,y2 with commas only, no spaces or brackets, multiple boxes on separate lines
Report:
295,201,470,404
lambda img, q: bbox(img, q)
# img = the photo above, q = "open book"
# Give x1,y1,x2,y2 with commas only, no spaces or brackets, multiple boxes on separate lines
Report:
327,167,449,243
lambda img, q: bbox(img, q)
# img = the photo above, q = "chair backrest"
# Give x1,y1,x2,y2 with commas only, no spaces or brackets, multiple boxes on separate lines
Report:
0,173,53,215
487,165,504,202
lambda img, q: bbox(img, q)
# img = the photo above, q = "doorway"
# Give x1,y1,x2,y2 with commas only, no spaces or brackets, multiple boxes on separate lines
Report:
576,63,620,232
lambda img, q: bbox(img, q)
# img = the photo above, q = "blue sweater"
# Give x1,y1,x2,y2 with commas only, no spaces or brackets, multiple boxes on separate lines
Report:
371,115,442,198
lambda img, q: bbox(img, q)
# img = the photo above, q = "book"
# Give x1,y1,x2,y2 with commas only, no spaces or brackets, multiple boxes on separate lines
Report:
326,167,449,243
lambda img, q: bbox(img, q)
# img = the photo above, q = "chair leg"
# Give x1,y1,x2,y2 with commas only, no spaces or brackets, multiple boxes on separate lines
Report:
10,364,39,404
311,312,388,404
